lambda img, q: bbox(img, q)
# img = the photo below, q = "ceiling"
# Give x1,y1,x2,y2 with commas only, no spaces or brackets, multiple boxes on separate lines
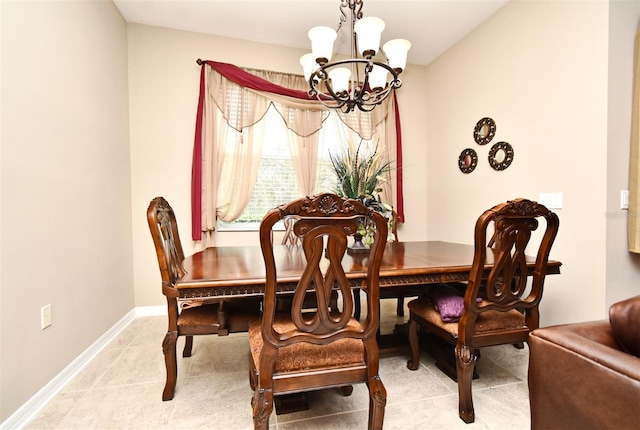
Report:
113,0,509,66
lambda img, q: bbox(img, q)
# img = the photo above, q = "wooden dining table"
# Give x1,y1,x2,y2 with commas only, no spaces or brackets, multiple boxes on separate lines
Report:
176,240,562,300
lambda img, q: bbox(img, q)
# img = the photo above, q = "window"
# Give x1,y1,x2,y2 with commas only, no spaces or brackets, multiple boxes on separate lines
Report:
217,106,378,231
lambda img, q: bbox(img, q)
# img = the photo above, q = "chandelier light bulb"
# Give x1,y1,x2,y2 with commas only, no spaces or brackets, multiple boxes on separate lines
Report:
308,26,337,64
328,67,351,94
383,39,411,72
354,17,385,58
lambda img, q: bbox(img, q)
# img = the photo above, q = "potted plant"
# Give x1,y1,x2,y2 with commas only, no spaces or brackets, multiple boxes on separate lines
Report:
329,143,394,251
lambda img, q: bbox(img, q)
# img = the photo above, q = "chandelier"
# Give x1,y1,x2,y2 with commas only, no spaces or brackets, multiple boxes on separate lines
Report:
300,0,411,113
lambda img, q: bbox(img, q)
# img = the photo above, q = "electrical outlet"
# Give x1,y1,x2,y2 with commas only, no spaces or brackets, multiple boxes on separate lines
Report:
41,304,52,329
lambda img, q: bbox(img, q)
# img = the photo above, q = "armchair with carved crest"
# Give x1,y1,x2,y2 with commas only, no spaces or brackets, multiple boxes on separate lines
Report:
248,193,388,429
406,198,559,423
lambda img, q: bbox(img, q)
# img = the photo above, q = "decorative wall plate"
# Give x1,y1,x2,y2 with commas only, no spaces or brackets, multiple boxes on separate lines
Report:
488,141,514,171
458,148,478,174
473,117,496,145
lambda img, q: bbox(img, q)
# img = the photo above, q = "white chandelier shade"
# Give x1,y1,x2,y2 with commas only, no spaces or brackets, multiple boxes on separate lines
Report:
353,16,385,57
368,65,388,91
308,26,337,63
328,67,352,93
383,39,411,72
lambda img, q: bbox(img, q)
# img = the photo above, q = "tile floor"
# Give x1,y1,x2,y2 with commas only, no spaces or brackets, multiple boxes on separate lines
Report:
25,299,532,429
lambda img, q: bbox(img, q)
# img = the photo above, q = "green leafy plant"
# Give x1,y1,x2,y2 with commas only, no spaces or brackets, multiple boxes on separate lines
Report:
328,142,392,214
329,143,395,248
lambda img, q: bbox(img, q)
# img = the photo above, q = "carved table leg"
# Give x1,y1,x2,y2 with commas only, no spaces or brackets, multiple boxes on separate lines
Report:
217,301,229,336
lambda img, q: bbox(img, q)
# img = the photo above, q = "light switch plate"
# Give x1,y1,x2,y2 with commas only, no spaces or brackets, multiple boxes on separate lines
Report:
41,304,52,329
539,192,563,209
621,190,629,210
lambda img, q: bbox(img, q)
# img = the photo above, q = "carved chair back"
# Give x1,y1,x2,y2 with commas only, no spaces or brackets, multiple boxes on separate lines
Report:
147,197,185,300
281,216,302,245
460,198,560,347
259,193,388,349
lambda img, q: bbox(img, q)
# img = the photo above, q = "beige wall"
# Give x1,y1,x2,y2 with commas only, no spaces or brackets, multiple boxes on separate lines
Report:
0,0,133,421
127,24,429,307
425,0,639,326
606,0,640,306
424,0,609,326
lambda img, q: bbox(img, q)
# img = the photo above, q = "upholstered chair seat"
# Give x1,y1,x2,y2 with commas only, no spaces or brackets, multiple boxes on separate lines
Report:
249,315,364,373
407,298,526,338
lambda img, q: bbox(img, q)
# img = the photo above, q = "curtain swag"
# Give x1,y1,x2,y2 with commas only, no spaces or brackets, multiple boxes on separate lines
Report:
191,60,405,241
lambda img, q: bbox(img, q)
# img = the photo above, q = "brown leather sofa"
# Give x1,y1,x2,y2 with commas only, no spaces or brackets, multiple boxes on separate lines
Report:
528,295,640,430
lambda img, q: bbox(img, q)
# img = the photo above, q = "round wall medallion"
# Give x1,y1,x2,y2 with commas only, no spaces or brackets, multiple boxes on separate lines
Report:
488,141,514,171
473,117,496,145
458,148,478,174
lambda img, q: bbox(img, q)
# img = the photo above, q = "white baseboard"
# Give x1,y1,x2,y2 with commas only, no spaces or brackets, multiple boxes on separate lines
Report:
0,306,167,430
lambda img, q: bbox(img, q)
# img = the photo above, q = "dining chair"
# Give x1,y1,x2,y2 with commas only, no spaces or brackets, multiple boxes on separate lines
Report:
147,197,260,401
248,193,388,429
406,198,560,423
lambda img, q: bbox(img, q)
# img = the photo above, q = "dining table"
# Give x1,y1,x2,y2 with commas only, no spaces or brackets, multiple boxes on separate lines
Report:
176,240,562,300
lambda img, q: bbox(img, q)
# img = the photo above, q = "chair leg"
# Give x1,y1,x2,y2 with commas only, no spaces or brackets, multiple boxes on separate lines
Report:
161,331,178,401
455,344,478,423
182,335,194,357
367,375,387,430
406,317,420,370
251,387,273,429
396,296,405,316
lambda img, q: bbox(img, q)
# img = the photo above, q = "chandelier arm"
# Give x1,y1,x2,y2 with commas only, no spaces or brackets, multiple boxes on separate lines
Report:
310,59,400,84
308,59,401,113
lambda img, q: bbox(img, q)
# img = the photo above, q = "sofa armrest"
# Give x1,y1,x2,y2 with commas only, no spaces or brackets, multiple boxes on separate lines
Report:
529,321,640,430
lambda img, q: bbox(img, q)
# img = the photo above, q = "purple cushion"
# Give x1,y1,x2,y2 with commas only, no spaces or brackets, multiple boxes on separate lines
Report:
428,286,465,322
427,285,482,323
